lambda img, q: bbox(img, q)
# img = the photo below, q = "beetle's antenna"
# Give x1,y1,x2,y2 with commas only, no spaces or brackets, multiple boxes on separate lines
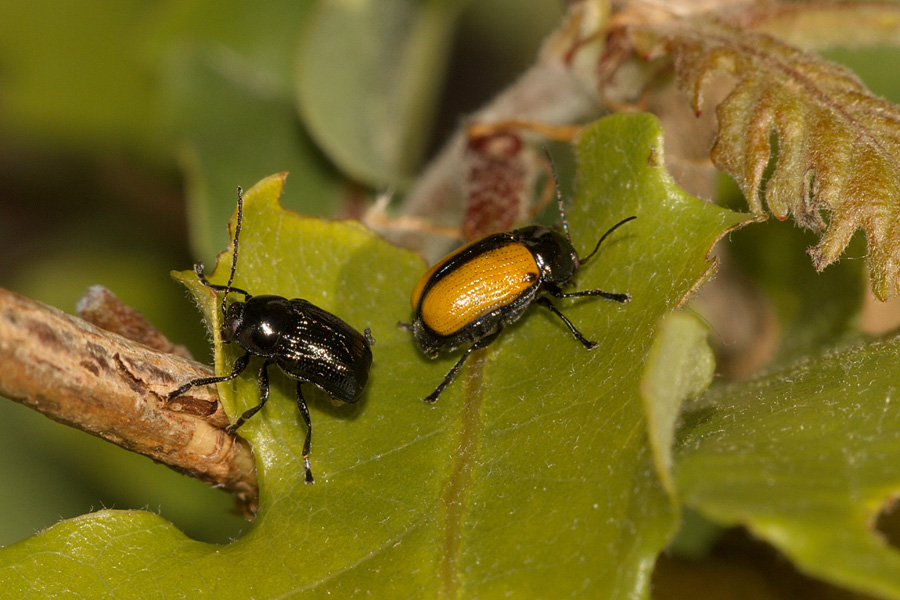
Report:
544,148,570,243
220,186,244,318
580,216,637,265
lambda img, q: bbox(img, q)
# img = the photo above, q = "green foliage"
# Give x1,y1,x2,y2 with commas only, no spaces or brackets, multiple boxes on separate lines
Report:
296,0,468,187
0,0,562,565
641,312,715,496
150,0,342,262
677,338,900,598
0,114,750,598
4,1,900,597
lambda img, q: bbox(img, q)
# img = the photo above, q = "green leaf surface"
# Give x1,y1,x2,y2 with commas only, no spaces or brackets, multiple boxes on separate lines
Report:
640,312,715,497
296,0,467,186
676,338,900,599
0,114,749,597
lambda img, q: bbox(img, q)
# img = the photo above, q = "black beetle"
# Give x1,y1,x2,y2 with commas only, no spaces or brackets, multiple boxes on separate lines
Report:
405,161,635,403
166,188,374,483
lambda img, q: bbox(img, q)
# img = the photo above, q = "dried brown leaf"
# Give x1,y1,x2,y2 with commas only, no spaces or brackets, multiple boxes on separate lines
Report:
628,16,900,299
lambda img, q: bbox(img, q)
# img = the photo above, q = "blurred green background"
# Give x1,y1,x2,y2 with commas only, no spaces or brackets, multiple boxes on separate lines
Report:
0,0,563,546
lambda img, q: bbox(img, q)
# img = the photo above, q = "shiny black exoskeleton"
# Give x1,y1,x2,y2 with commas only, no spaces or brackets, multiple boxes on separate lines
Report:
167,188,373,483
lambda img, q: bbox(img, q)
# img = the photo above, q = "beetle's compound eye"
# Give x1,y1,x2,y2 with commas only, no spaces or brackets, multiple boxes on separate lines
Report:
221,301,245,343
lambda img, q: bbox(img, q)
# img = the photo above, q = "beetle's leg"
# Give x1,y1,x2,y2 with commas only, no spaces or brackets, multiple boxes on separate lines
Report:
546,282,630,304
535,297,598,350
225,359,273,435
192,263,251,298
424,329,502,403
295,383,315,484
397,321,412,331
166,351,252,402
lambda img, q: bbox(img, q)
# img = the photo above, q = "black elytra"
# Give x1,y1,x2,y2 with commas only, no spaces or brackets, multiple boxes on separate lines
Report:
404,154,635,404
166,188,374,484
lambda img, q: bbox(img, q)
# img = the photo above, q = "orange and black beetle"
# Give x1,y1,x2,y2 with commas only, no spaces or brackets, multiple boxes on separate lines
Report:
405,170,636,403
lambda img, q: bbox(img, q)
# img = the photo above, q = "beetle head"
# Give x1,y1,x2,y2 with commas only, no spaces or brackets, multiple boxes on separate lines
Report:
519,226,579,284
220,301,245,344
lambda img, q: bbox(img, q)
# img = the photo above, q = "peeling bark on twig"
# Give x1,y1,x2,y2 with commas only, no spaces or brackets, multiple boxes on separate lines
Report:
77,285,194,359
0,287,258,516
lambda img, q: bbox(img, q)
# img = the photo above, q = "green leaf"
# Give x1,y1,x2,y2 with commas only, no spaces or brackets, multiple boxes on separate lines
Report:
151,0,343,263
296,0,467,186
676,339,900,598
640,312,715,496
0,114,750,597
